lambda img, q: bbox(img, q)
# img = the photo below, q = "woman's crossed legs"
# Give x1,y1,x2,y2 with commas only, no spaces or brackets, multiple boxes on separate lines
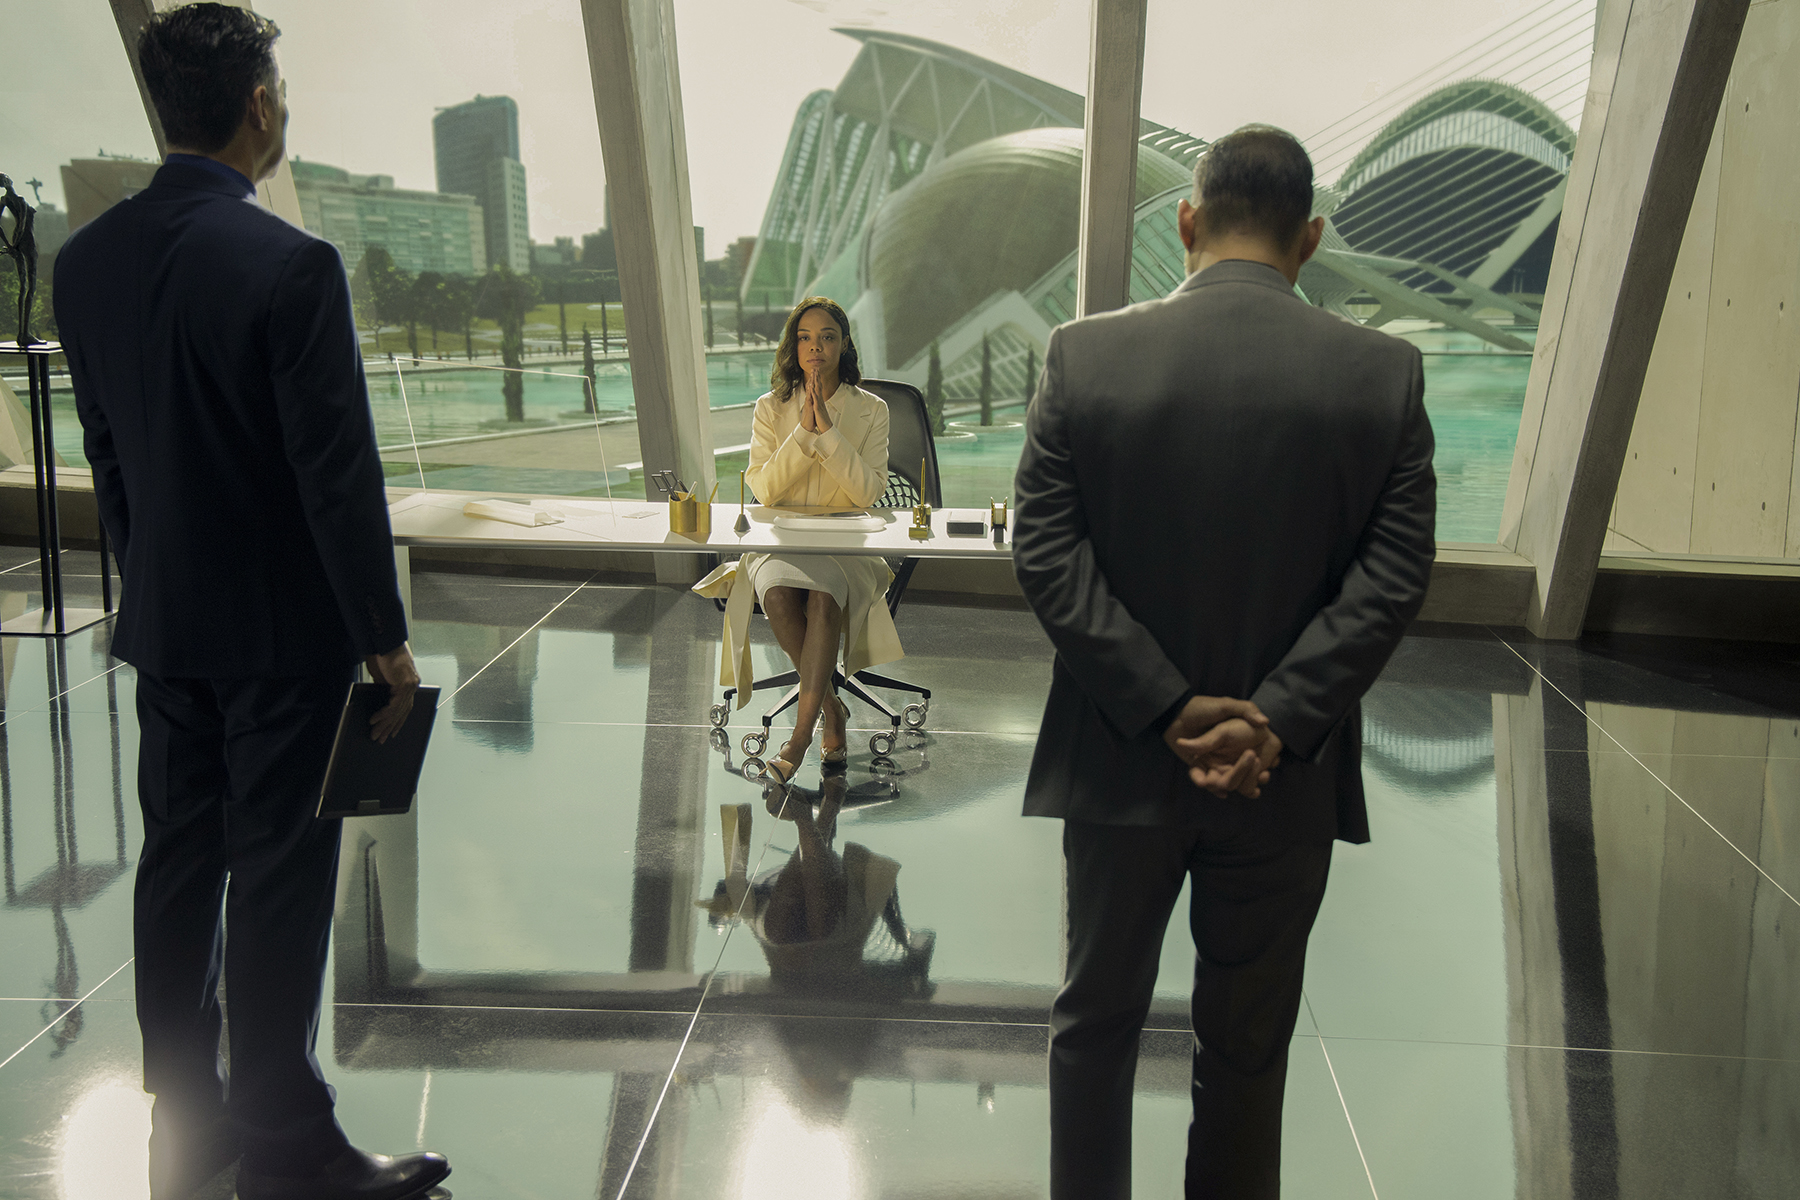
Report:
761,586,848,776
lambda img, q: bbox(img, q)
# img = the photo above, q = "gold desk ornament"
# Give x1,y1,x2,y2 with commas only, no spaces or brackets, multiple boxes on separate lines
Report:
908,498,933,540
734,469,750,535
989,498,1008,531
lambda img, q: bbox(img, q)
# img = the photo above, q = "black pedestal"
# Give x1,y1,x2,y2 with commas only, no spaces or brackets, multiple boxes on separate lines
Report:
0,341,113,637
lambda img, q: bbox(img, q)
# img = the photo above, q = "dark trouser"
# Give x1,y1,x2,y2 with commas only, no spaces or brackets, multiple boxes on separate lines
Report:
133,667,354,1173
1050,818,1332,1200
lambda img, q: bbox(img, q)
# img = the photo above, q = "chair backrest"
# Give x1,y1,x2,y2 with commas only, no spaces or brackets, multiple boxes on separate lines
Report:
858,378,943,508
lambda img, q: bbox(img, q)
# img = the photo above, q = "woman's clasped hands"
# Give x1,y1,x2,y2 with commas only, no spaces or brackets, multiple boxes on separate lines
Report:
800,365,834,434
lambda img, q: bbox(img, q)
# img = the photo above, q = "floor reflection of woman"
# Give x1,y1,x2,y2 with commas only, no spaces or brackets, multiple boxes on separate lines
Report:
737,297,900,782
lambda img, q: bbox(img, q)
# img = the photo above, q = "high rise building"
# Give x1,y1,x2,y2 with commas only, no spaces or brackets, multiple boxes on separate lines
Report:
433,95,530,273
290,159,486,277
60,156,161,230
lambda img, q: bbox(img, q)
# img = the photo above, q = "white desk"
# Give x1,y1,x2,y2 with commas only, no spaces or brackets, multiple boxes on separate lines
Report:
386,490,1014,559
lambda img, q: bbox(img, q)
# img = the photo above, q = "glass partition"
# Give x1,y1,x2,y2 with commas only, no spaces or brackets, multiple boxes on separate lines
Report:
673,0,1093,508
1141,0,1598,543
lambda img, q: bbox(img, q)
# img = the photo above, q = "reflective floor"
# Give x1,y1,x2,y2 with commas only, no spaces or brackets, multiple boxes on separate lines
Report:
2,544,1797,1199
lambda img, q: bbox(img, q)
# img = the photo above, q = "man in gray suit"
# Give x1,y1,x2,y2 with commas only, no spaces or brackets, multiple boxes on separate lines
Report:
1011,126,1437,1198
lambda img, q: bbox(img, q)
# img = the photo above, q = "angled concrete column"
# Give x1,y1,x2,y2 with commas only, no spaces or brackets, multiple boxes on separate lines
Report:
1499,0,1750,638
107,0,304,225
1076,0,1148,318
579,0,715,524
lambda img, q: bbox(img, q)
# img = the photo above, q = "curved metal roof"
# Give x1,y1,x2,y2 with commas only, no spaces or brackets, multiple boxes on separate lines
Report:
1337,79,1575,195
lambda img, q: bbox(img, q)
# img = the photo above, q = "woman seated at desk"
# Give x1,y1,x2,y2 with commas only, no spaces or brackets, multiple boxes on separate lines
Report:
715,296,901,784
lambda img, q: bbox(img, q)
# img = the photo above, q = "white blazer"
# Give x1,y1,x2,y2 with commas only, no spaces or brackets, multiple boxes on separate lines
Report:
694,381,904,706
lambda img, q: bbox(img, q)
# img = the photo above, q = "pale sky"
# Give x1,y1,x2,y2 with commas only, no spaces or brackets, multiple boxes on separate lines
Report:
2,0,1583,248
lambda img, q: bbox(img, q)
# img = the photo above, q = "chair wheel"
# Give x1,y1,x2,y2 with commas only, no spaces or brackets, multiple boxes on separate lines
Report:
869,731,895,757
902,703,928,730
741,756,765,781
709,704,729,728
708,728,730,752
870,755,897,776
742,730,769,757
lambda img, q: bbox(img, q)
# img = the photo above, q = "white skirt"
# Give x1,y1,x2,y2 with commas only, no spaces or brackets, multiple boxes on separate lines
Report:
747,552,851,610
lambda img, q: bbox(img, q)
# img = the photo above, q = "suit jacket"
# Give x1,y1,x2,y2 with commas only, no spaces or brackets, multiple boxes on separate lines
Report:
54,160,405,678
1011,260,1437,842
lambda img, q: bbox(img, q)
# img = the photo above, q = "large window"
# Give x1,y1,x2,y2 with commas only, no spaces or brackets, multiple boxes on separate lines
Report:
0,1,160,469
674,0,1094,508
1141,0,1597,543
268,1,630,499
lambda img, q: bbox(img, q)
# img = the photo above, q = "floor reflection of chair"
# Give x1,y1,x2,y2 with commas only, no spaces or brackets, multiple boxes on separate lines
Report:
0,643,129,1053
708,379,942,763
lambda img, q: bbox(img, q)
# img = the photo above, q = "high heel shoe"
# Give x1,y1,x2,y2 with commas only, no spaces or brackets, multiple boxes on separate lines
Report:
821,695,850,764
763,742,804,784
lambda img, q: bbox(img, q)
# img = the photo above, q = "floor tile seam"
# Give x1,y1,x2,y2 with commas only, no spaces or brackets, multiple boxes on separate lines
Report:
0,957,133,1073
0,557,42,576
328,1001,707,1016
608,792,805,1200
1304,994,1380,1200
0,995,133,1004
444,573,602,701
1491,635,1800,911
1542,746,1800,762
1,660,130,723
1311,1031,1800,1065
444,716,1036,739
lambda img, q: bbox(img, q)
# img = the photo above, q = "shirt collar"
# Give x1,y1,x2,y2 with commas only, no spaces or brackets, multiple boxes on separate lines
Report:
164,154,256,199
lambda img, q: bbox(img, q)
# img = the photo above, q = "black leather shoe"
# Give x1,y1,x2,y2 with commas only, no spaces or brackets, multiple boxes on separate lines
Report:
236,1146,450,1200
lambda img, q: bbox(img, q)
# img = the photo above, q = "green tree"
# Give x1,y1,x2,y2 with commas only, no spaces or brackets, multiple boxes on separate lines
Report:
581,324,598,413
556,278,569,354
977,332,993,426
410,271,448,358
924,340,945,436
1023,344,1038,403
436,275,476,361
357,246,413,357
475,265,540,420
0,261,54,343
734,290,744,346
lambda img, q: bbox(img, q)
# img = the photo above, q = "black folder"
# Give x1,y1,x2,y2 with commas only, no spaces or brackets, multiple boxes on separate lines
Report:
316,683,440,818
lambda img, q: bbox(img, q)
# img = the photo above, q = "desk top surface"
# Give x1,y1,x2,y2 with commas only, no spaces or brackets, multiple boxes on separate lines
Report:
387,491,1015,558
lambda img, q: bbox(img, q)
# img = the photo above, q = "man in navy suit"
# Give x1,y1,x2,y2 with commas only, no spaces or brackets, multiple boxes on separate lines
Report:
54,6,449,1198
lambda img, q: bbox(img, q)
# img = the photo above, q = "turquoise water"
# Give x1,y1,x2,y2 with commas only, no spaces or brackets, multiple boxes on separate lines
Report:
926,329,1530,542
366,352,776,446
31,331,1525,542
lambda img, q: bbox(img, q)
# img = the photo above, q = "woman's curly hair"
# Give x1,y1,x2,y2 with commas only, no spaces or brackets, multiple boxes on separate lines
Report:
770,296,861,402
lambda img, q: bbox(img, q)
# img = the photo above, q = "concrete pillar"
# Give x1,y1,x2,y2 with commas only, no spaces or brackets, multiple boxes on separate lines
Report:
1076,0,1148,318
578,0,715,520
1498,0,1750,637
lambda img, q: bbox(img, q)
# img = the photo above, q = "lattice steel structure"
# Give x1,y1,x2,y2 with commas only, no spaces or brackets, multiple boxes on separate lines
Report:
744,31,1578,389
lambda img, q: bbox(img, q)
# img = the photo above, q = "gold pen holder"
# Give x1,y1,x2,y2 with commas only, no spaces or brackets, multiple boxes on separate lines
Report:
990,499,1008,530
669,493,711,537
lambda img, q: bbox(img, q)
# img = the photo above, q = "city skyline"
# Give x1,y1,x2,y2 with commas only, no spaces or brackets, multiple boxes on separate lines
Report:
4,0,1592,251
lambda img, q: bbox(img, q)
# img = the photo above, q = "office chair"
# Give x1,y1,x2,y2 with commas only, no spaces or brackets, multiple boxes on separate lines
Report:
706,378,942,762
